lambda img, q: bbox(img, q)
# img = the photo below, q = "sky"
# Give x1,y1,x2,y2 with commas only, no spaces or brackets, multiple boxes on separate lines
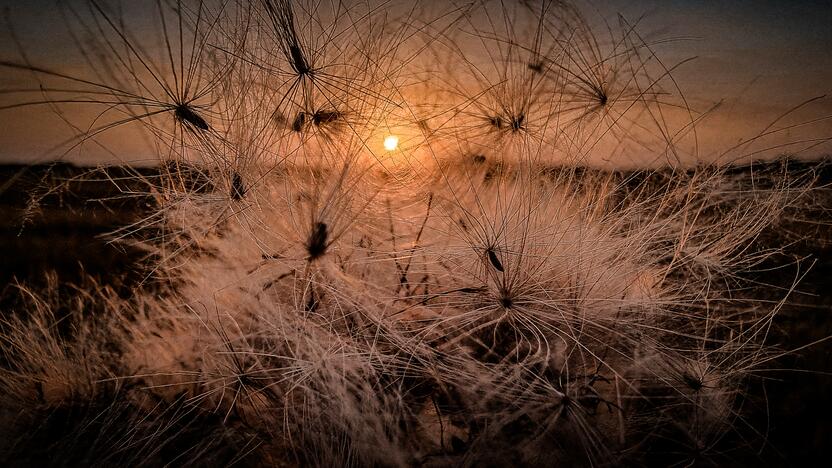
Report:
0,0,830,167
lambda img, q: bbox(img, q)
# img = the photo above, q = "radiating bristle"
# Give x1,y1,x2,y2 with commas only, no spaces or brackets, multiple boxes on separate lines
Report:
0,0,828,466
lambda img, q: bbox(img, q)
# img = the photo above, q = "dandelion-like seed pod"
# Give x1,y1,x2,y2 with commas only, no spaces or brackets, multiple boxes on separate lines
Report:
0,0,829,466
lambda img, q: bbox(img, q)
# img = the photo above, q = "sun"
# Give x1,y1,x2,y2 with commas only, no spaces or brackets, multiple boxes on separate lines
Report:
383,135,399,151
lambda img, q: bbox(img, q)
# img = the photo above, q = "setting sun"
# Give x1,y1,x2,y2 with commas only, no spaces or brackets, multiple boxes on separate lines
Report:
383,135,399,151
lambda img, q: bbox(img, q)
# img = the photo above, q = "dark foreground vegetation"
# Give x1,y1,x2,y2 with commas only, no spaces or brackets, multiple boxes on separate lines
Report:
1,159,830,466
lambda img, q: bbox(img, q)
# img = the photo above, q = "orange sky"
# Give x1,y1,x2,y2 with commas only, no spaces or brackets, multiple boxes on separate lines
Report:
0,0,830,168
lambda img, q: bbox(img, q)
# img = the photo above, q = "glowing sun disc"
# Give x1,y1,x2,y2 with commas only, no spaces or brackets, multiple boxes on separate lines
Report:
383,135,399,151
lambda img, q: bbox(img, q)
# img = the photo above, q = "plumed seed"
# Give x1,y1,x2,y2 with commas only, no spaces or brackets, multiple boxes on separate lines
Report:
174,105,209,131
292,112,306,132
289,44,310,75
487,248,504,272
307,221,328,259
231,172,245,200
489,116,503,129
511,113,525,131
312,110,340,126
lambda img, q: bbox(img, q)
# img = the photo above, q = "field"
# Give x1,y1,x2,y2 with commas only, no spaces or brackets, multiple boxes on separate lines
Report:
1,1,831,466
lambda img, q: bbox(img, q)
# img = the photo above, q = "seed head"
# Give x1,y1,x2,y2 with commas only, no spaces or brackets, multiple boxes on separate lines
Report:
312,110,340,126
292,112,306,132
306,222,328,260
486,248,504,272
174,104,209,131
289,44,311,76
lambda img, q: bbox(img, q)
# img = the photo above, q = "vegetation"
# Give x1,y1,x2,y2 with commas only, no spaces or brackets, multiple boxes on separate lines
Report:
1,1,830,466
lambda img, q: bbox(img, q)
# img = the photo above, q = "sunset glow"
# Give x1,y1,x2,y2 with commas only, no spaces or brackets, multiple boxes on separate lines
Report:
0,1,829,465
383,135,399,151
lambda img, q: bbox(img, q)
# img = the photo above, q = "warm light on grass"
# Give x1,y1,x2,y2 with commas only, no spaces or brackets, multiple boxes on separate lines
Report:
383,135,399,151
0,1,826,465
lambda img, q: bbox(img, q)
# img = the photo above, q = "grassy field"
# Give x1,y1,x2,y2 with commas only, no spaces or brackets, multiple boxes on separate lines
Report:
1,159,830,466
1,1,831,465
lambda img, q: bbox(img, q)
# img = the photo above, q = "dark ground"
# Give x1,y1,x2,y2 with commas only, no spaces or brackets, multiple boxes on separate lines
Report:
0,164,157,298
0,160,830,466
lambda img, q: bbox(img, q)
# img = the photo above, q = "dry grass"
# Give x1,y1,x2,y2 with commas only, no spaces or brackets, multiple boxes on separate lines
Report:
1,1,831,466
